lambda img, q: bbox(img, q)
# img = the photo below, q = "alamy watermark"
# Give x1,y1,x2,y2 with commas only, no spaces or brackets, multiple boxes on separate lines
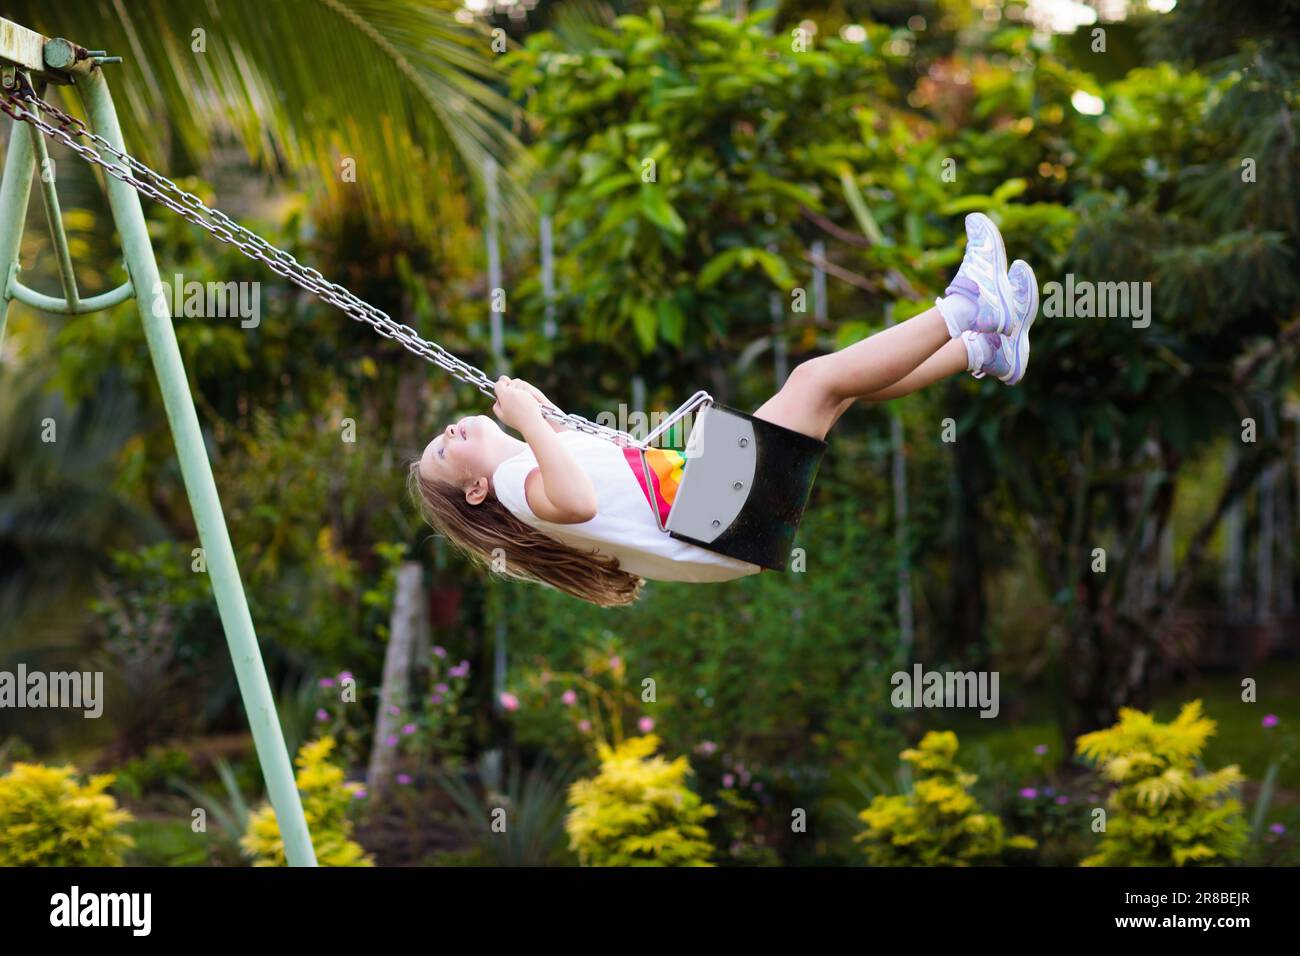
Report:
891,663,1000,718
1042,274,1151,328
151,274,261,328
0,664,103,718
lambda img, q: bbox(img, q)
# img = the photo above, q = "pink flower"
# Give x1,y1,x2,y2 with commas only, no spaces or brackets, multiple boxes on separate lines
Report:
1055,795,1069,805
396,774,412,785
1019,788,1038,799
499,692,520,712
353,788,367,800
753,782,764,793
339,671,353,682
578,719,592,733
1033,744,1048,756
318,677,336,688
561,689,578,706
432,645,447,658
638,716,654,733
402,723,416,735
315,709,329,722
385,735,398,747
1269,823,1286,835
722,774,735,788
696,741,717,756
387,705,401,716
1263,714,1280,728
435,683,450,694
609,655,622,670
430,694,444,705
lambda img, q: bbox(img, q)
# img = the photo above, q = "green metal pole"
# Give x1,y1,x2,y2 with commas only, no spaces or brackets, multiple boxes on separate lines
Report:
77,67,317,867
0,109,36,352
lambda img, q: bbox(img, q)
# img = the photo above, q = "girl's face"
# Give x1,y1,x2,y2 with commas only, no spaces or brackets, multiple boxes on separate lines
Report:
419,415,504,499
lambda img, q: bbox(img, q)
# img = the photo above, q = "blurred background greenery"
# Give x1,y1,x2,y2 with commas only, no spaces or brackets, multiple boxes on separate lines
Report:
0,0,1297,866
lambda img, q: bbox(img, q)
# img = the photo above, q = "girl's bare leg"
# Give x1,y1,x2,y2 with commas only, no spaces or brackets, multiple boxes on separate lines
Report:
824,337,968,430
752,307,953,440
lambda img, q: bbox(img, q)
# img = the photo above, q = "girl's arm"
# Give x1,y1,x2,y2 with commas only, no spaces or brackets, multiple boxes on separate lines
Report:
495,378,598,523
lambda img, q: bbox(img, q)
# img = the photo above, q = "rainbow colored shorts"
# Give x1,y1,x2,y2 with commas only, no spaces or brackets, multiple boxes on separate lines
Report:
623,446,687,529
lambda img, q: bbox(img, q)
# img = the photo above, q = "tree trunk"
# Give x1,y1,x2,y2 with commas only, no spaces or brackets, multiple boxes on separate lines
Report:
367,562,424,801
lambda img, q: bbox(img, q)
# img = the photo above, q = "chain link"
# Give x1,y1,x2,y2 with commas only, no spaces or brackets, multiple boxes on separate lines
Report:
0,79,695,448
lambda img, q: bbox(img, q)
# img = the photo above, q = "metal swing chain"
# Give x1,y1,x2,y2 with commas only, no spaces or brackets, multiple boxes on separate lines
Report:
0,77,711,449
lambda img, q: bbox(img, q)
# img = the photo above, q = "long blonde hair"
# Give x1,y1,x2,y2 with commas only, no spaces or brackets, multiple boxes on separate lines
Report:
408,462,644,607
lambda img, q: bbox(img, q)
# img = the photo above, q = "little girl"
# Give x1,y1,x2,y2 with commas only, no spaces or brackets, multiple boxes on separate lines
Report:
411,213,1038,606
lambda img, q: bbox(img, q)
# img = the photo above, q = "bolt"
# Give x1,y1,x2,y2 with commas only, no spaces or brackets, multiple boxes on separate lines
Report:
733,481,743,490
738,437,749,447
711,519,721,528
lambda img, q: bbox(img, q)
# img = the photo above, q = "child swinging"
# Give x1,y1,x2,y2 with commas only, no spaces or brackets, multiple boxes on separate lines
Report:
411,213,1038,606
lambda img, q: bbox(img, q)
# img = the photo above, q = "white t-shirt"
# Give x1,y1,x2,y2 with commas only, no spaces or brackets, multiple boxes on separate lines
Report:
491,430,763,583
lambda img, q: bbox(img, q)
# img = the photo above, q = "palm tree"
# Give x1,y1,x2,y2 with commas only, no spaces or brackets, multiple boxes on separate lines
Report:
9,0,529,233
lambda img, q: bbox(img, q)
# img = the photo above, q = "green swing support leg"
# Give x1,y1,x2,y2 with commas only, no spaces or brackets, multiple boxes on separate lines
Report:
0,64,317,866
77,68,317,867
0,103,35,350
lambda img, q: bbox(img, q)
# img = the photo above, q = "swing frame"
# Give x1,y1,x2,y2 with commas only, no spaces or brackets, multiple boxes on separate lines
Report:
0,19,317,867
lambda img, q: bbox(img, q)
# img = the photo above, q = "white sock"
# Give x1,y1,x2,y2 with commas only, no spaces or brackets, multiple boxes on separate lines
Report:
962,330,990,372
936,294,977,338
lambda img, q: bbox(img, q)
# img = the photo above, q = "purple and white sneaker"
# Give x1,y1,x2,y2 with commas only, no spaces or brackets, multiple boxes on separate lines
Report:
962,259,1038,385
1001,259,1038,386
936,212,1017,337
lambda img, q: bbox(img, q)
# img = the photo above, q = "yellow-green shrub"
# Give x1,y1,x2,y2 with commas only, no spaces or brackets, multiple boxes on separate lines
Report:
0,763,134,866
241,736,373,866
856,731,1035,866
565,734,716,866
1075,700,1247,866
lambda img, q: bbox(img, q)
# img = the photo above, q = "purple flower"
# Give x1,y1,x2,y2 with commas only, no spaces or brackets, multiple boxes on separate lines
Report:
430,694,444,705
432,645,447,658
385,735,398,747
1269,823,1286,835
318,677,336,688
1043,786,1055,796
401,723,416,735
722,773,735,788
561,689,578,706
396,773,412,786
1055,795,1069,805
696,741,718,756
339,671,353,682
353,788,367,800
1019,788,1038,799
1263,714,1280,728
1033,744,1048,756
577,719,592,733
449,662,469,679
387,705,401,716
638,716,654,733
315,708,329,722
435,683,449,694
499,692,520,712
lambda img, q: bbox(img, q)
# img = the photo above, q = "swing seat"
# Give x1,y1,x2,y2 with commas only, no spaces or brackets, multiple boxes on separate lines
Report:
660,403,827,571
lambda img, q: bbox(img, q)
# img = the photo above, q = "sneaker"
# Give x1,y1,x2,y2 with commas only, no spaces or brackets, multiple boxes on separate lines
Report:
1000,259,1038,386
937,212,1017,336
963,331,1012,381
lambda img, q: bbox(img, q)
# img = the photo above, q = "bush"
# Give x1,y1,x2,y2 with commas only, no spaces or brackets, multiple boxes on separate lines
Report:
565,733,716,866
855,731,1035,866
241,736,373,867
0,763,134,866
1075,700,1248,866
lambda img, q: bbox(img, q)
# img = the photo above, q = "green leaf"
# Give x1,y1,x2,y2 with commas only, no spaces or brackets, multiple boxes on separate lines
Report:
639,186,686,235
657,298,685,347
632,302,657,352
697,249,745,289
